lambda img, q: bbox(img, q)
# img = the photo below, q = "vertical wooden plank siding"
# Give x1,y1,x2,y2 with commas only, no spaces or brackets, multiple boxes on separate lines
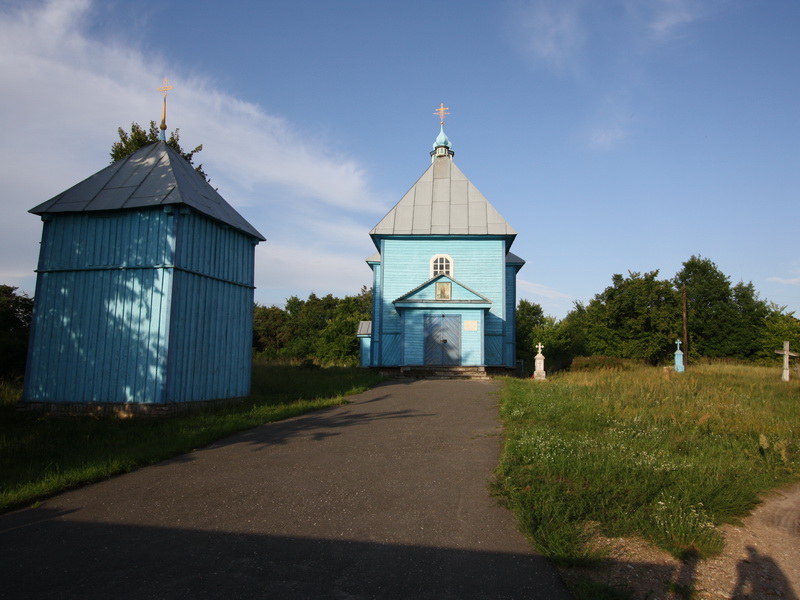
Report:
370,260,382,367
378,236,508,366
24,208,257,404
504,263,518,367
25,211,175,403
166,212,254,402
359,337,371,367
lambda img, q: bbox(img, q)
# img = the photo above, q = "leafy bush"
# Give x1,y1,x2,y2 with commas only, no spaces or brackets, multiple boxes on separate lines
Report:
569,356,638,371
0,285,33,379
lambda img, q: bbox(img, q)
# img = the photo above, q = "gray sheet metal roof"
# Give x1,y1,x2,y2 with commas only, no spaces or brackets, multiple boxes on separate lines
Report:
370,156,516,240
30,142,265,241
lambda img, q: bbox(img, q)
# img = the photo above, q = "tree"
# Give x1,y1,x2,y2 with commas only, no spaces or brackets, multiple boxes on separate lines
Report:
730,281,772,359
583,271,681,364
316,287,372,366
280,293,339,359
0,285,34,378
516,300,588,374
516,299,545,369
252,288,373,366
555,301,590,367
252,304,289,357
674,256,737,358
111,121,208,181
674,256,772,359
756,311,800,364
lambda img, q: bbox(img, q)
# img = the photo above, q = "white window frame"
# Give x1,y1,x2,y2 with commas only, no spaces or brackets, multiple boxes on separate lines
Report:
430,254,453,279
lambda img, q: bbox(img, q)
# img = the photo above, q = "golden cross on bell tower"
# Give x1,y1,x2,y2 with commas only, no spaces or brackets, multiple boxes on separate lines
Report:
156,78,174,136
157,77,174,99
433,103,450,125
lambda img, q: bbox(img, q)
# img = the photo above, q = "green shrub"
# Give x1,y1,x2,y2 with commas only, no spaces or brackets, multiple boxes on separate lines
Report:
569,356,639,372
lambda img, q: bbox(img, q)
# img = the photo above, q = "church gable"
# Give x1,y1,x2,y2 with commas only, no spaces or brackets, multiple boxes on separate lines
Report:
393,275,492,305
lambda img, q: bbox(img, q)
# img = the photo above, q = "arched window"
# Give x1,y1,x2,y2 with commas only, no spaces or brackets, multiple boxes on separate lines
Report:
430,254,453,278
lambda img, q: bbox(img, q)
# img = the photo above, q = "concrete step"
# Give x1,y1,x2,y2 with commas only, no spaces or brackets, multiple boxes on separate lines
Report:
393,366,494,380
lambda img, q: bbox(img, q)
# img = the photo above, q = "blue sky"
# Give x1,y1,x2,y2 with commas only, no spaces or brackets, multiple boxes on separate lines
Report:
1,0,798,319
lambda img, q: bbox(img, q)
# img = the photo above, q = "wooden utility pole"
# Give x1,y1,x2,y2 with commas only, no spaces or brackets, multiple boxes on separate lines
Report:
682,285,689,368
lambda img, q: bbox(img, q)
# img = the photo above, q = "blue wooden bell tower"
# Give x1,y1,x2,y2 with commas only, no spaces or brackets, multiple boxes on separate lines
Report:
23,90,265,408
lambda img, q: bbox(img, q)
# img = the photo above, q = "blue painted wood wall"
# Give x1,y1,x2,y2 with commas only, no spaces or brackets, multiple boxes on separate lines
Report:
370,236,515,367
24,207,257,404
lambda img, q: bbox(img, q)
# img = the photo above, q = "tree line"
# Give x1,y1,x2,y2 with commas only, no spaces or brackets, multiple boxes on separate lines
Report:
517,255,800,372
3,256,798,379
6,128,798,375
252,287,372,366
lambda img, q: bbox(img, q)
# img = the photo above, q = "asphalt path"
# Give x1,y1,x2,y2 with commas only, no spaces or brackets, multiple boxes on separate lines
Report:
0,379,571,599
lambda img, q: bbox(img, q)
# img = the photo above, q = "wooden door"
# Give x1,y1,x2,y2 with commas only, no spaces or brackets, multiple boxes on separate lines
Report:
424,315,461,365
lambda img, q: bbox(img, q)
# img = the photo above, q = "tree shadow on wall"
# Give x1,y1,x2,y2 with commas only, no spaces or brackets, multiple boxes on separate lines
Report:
25,208,173,405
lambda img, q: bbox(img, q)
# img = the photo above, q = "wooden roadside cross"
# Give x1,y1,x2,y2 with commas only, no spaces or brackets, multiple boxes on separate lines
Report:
775,341,798,382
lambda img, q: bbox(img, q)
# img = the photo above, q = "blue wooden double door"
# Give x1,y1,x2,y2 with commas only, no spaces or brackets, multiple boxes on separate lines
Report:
424,314,461,365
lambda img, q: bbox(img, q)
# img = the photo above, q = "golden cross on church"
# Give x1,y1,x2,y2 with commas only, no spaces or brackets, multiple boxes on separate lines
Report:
433,103,450,125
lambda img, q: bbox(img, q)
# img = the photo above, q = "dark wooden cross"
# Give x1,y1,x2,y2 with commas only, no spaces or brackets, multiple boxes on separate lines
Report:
775,341,798,382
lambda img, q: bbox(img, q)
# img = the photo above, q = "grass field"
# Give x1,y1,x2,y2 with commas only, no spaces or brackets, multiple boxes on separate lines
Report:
0,360,383,513
494,362,800,568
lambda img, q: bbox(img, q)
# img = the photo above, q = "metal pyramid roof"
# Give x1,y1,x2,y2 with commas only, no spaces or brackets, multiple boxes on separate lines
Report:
30,141,265,241
370,155,516,240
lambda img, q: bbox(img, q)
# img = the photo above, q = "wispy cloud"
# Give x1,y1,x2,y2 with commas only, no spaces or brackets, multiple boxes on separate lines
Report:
587,123,630,150
768,277,800,286
0,0,384,303
517,279,575,318
518,279,572,300
509,0,586,73
254,242,372,305
585,92,640,150
647,0,700,39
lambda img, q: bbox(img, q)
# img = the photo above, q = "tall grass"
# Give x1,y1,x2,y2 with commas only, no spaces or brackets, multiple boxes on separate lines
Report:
494,363,800,565
0,362,383,513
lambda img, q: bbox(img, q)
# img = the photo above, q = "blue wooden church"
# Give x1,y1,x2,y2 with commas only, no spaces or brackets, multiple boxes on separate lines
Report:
23,119,265,408
359,117,524,371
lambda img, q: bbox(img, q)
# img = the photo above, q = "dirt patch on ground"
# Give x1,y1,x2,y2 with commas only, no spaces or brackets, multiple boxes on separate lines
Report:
559,482,800,599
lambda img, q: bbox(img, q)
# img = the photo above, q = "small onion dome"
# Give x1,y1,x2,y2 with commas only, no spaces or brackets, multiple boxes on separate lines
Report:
432,124,452,149
430,125,454,158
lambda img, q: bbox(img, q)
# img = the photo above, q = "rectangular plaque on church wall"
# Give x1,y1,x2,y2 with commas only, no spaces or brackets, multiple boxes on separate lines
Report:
464,320,479,331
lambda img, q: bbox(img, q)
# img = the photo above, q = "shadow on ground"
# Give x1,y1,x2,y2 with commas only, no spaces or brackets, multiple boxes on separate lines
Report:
1,508,564,599
563,548,798,599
